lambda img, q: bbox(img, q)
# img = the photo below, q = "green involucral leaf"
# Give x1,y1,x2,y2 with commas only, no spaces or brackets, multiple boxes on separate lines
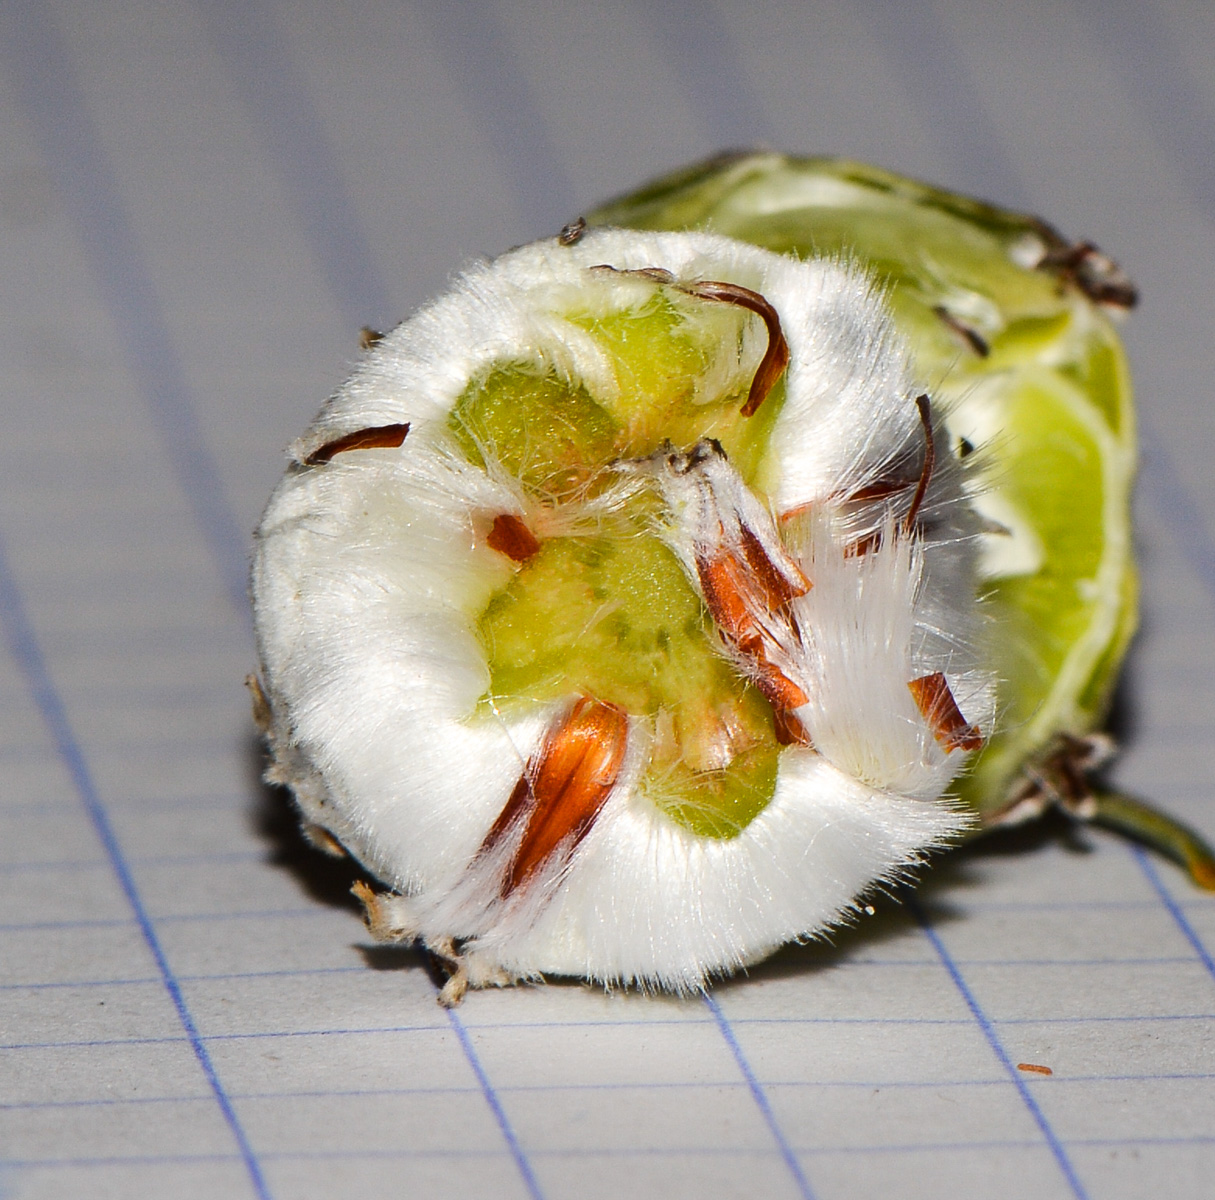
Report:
593,151,1138,822
959,371,1116,806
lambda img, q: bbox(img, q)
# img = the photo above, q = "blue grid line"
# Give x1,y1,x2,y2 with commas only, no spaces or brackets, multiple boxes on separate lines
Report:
1132,846,1215,982
912,901,1090,1200
26,630,248,655
11,1129,1215,1173
9,1067,1215,1116
3,951,1201,992
0,849,265,872
1123,449,1215,979
445,1007,546,1200
704,993,816,1200
0,917,136,932
9,1005,1215,1052
0,977,161,993
0,4,251,616
0,908,338,933
0,857,109,873
202,12,567,1189
853,3,1215,1159
147,908,338,924
18,736,250,759
0,1144,1036,1170
0,534,270,1199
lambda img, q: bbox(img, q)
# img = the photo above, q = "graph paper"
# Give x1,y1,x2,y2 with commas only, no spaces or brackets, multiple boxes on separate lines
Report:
1,1,1214,1197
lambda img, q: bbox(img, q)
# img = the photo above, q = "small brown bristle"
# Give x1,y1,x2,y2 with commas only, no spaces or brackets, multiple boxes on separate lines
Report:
933,306,990,357
245,673,273,733
902,394,936,534
682,279,789,417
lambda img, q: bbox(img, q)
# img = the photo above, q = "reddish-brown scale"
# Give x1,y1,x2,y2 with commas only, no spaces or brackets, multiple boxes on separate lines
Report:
697,553,760,647
1016,1063,1054,1076
908,672,983,753
738,525,810,609
697,543,809,714
772,707,813,747
486,513,541,563
752,650,809,711
482,698,628,896
682,280,790,417
306,423,410,465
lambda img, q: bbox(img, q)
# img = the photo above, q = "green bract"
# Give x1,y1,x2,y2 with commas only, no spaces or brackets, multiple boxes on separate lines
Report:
591,152,1213,886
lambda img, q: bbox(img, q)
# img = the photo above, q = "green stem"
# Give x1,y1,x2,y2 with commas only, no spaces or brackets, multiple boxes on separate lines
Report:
1089,790,1215,890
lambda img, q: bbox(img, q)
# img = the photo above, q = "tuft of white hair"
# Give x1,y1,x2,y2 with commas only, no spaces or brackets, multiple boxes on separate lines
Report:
252,227,993,992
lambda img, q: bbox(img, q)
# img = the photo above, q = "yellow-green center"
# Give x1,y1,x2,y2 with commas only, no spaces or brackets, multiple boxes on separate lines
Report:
449,285,788,837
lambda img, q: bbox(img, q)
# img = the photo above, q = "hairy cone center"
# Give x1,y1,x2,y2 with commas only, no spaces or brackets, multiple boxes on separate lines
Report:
449,286,788,837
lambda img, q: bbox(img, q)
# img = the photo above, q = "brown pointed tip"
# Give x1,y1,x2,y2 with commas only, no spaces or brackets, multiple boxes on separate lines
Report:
306,423,410,465
486,513,541,563
351,879,377,924
933,306,990,357
908,672,983,753
753,655,809,712
302,823,347,858
359,327,385,350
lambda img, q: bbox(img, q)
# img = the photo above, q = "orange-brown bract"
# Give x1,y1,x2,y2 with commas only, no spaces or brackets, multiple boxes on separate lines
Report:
479,697,629,896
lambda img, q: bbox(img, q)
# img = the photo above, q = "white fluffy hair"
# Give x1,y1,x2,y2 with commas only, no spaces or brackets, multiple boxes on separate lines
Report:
252,227,992,994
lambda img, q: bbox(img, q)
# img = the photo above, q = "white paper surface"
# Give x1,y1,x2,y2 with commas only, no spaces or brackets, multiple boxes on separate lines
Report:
1,2,1214,1197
